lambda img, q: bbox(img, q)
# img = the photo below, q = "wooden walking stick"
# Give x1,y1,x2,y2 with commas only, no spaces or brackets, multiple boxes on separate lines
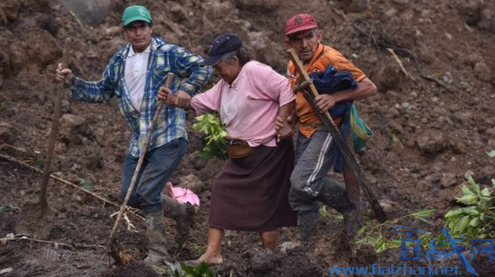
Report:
287,49,387,222
107,73,175,264
16,38,72,239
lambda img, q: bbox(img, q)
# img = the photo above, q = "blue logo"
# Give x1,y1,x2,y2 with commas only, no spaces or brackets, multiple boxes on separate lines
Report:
393,225,494,276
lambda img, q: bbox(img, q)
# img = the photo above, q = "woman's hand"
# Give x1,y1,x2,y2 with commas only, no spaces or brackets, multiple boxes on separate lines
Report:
275,114,294,140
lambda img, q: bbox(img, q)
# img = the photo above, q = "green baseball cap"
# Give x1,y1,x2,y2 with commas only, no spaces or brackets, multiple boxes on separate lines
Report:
122,5,152,27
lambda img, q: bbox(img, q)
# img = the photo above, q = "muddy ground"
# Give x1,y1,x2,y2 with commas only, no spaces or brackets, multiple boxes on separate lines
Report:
1,0,494,276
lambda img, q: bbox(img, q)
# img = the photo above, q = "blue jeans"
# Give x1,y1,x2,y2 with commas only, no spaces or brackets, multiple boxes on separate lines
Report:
289,130,345,214
121,138,187,215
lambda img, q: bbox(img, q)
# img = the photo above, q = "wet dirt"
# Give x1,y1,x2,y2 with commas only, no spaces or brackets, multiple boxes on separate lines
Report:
1,0,495,276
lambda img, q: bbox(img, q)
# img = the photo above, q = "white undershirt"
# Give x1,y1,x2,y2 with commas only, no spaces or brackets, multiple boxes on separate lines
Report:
125,45,151,111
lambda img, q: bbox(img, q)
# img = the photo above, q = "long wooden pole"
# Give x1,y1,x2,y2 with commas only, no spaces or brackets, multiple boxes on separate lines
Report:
40,38,71,212
107,73,175,252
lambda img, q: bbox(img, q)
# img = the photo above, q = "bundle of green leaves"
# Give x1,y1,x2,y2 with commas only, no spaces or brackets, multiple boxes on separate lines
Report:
192,113,228,160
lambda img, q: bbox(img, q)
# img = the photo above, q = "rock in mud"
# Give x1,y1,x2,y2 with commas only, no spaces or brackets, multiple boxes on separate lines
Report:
370,57,402,92
179,173,205,193
474,62,493,82
0,122,13,144
440,173,457,188
249,249,279,273
83,146,104,170
0,143,26,157
234,0,279,12
59,114,94,145
416,130,448,154
342,0,369,13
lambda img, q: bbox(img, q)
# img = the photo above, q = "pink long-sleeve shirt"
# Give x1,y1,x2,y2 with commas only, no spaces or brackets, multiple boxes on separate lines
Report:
190,61,295,147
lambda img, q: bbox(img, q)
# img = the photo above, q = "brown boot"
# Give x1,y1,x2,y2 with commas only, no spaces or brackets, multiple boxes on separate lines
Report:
162,195,195,246
144,211,171,266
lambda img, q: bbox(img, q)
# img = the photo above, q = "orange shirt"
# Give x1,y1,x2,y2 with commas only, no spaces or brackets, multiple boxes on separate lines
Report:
288,44,366,138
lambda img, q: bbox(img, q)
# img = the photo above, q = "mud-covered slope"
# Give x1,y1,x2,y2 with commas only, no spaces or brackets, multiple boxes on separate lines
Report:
2,0,494,214
0,0,494,276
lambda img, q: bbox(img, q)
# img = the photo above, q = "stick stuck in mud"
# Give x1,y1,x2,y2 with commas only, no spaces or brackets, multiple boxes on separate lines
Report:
16,38,72,240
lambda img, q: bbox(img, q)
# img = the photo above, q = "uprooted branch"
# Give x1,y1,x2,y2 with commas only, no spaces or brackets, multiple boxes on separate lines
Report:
351,19,453,93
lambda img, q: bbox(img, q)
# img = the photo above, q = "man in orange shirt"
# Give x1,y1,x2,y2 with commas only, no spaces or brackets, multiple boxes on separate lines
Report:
281,13,377,245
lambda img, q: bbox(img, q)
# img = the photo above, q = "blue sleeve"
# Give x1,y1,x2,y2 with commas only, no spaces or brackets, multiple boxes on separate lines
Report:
168,46,213,96
69,62,116,103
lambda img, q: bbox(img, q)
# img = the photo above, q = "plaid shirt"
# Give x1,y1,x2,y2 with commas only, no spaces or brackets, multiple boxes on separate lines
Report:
68,37,212,157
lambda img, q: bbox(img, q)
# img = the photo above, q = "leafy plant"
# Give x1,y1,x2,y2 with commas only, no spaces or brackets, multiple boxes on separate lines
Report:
192,113,228,160
355,209,436,253
356,151,495,253
443,175,495,240
171,262,214,277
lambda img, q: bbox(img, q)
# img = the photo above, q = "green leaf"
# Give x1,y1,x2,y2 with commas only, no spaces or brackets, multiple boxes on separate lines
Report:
410,209,436,225
390,239,402,248
460,185,475,196
197,150,212,160
481,187,491,197
377,242,387,253
468,175,480,195
486,150,495,158
356,226,367,237
469,217,480,227
454,215,470,233
193,112,228,161
361,215,372,221
456,194,478,205
478,197,486,210
462,207,479,216
411,209,436,218
179,261,213,277
448,221,456,230
445,209,465,219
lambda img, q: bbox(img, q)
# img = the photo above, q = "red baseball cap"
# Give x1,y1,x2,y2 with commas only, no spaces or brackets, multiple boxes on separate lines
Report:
285,14,318,36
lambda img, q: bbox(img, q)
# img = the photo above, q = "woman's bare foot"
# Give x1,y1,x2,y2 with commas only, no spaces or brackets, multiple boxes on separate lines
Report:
198,253,223,265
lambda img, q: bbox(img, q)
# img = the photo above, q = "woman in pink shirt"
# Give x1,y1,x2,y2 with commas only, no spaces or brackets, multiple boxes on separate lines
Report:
159,33,297,264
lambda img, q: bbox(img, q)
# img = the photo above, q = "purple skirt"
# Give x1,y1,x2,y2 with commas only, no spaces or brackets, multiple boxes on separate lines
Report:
209,139,297,232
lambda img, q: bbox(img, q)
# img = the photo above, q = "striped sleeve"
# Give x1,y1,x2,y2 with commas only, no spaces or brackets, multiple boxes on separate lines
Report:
169,46,213,96
69,62,116,103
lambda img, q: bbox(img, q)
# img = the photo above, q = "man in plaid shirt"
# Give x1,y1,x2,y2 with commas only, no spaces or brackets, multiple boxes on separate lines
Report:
56,5,212,265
